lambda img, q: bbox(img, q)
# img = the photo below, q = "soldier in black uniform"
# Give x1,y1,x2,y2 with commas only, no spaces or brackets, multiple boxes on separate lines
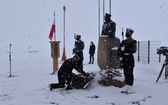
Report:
88,41,96,64
49,55,87,90
101,13,116,38
73,35,84,70
118,28,137,94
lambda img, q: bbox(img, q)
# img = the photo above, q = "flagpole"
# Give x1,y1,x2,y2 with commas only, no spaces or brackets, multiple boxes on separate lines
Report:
63,6,65,50
54,11,56,41
109,0,111,15
103,0,105,23
98,0,100,37
61,5,67,61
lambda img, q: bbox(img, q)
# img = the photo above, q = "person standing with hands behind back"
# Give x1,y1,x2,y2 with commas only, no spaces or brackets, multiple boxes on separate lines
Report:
73,34,84,70
118,28,137,94
88,41,95,64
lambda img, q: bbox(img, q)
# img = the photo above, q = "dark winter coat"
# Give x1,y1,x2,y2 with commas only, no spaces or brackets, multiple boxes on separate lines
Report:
73,40,84,60
118,37,137,68
74,40,84,52
58,58,85,74
89,44,95,55
101,20,116,38
58,58,87,86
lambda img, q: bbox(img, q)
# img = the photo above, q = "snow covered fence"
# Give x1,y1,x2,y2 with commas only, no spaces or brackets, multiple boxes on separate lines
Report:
134,40,162,64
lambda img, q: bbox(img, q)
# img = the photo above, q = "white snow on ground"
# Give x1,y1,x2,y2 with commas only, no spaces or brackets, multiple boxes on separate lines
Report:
1,0,168,105
0,50,168,105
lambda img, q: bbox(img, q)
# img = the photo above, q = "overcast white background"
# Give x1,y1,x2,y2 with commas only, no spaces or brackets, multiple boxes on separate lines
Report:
0,0,168,105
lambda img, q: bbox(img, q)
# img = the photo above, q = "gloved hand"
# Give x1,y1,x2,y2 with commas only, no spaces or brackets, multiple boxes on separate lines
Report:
121,46,125,51
72,48,76,54
79,70,88,77
119,57,123,61
83,72,89,77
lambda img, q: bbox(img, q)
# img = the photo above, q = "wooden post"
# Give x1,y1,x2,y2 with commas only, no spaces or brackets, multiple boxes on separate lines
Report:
53,58,58,73
50,41,60,74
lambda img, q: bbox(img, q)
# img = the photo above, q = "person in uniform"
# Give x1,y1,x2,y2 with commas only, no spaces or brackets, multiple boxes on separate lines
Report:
118,28,137,94
49,55,87,90
73,34,85,70
101,13,116,38
88,41,96,64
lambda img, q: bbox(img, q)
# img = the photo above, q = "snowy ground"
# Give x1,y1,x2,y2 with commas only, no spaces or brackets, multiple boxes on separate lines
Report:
1,0,168,105
0,50,168,105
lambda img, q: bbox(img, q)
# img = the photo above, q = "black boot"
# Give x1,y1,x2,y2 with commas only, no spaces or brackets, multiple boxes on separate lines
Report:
49,84,53,91
49,83,65,91
66,85,73,90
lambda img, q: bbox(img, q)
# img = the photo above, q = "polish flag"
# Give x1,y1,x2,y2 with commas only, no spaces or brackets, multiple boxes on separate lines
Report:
48,18,55,40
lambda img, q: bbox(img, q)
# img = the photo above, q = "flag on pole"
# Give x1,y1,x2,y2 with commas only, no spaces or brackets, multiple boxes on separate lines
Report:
48,17,55,41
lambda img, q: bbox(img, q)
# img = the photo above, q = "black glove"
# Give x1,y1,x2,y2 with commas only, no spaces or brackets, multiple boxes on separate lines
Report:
82,71,87,76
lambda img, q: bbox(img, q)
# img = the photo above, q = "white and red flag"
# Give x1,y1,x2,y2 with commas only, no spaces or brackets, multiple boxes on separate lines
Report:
48,16,55,41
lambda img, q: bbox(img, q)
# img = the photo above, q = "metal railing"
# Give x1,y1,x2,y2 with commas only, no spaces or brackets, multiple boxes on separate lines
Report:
135,40,162,64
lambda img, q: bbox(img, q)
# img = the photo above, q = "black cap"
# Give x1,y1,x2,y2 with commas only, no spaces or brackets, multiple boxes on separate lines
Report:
74,34,81,39
126,28,134,33
76,35,81,37
105,13,111,18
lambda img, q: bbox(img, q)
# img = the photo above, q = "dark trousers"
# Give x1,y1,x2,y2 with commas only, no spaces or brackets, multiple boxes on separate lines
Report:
123,67,134,86
89,54,94,63
165,65,168,77
76,52,83,69
58,72,74,86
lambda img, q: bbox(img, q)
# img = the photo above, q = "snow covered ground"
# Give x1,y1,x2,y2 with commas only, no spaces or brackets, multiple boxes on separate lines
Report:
1,0,168,105
1,49,168,105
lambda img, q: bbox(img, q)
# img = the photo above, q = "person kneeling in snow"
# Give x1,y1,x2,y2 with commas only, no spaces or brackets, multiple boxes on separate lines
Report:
49,55,87,90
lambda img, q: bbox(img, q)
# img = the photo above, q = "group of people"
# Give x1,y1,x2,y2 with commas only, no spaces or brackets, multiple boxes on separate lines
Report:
49,13,137,94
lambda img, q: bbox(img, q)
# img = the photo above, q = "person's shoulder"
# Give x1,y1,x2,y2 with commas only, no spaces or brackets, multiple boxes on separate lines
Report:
129,38,137,44
122,40,126,43
93,43,95,46
111,21,116,25
80,40,84,43
131,38,137,42
65,58,72,62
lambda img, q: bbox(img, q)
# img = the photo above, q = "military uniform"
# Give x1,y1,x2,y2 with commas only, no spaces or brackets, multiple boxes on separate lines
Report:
73,35,85,70
49,56,87,90
118,28,137,94
119,38,137,85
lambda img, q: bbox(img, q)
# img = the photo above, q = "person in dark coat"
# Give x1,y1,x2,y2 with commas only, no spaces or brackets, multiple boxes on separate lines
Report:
49,55,87,90
101,13,116,38
118,28,137,94
73,34,84,70
88,41,95,64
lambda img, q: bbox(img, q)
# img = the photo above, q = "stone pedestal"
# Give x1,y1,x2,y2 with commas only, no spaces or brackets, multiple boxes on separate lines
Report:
97,36,120,70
